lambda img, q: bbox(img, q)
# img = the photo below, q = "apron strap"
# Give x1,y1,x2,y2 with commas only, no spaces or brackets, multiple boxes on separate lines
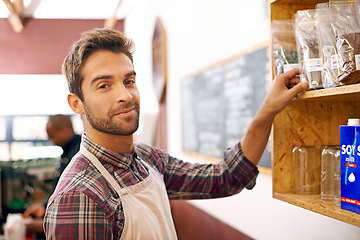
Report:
80,145,123,196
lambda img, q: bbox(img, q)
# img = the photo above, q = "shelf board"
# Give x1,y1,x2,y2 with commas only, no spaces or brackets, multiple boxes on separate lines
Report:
270,0,326,4
273,192,360,227
294,83,360,101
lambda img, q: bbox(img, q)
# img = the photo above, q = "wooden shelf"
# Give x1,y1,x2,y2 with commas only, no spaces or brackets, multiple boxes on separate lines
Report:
270,0,360,228
295,84,360,101
269,0,326,21
273,192,360,227
270,0,325,4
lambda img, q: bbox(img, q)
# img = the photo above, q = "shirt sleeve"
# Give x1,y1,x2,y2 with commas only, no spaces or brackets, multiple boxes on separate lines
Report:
163,142,259,199
44,191,114,239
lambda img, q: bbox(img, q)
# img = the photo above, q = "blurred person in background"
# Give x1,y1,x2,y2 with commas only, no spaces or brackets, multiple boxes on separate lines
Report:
22,114,81,236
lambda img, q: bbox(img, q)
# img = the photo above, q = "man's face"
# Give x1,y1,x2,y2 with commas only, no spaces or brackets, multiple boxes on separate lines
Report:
79,50,140,136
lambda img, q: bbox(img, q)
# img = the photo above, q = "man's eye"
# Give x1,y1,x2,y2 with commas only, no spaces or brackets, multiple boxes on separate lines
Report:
99,84,108,89
125,79,135,85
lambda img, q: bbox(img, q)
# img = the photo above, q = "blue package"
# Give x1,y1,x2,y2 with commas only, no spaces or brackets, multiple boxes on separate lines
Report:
340,123,360,213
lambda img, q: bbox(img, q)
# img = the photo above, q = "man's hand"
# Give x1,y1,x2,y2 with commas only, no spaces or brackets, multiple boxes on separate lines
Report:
260,68,308,118
23,203,46,219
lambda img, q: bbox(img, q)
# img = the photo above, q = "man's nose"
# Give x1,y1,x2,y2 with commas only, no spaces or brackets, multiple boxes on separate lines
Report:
115,84,133,103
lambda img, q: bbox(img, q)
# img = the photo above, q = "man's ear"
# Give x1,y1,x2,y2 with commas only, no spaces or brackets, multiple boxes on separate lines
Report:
67,93,84,114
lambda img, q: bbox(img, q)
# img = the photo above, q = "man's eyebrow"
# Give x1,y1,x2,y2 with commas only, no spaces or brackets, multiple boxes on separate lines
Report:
90,75,112,84
90,71,136,84
125,71,136,78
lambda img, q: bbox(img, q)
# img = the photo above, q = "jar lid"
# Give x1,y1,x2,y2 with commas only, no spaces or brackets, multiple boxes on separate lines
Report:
347,118,360,126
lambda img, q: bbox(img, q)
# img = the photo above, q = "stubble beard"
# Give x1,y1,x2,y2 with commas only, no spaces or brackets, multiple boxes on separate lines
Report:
83,102,140,136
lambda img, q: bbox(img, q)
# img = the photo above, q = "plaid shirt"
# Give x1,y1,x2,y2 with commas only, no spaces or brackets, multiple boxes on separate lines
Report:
44,134,259,239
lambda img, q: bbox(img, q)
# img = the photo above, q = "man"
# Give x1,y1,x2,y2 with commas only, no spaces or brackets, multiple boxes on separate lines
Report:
45,114,82,184
23,114,81,235
44,28,307,239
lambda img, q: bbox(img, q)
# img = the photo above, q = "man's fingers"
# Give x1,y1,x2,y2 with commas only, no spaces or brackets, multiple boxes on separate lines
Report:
281,68,300,80
289,77,300,86
288,81,308,98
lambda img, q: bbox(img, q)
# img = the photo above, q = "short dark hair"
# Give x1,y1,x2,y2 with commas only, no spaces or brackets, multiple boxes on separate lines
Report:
48,114,74,132
62,28,135,101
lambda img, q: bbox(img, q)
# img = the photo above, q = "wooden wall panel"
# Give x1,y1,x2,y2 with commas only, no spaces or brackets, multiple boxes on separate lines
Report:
273,100,360,193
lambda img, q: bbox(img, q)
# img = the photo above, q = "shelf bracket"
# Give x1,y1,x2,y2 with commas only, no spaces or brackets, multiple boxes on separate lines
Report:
104,0,122,29
3,0,24,33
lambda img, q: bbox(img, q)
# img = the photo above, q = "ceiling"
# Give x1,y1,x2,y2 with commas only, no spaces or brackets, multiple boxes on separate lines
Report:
0,0,140,19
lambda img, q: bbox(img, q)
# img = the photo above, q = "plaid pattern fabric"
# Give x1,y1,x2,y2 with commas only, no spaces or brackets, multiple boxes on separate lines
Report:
44,134,259,239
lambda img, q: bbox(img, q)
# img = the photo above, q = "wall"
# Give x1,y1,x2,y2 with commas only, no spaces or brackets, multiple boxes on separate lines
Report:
124,0,360,239
0,18,123,74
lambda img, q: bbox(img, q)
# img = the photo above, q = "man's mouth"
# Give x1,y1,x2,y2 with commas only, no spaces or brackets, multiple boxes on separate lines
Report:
111,104,138,118
114,108,135,117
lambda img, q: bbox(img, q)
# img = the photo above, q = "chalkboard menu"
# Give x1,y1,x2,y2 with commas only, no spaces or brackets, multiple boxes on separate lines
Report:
181,45,272,168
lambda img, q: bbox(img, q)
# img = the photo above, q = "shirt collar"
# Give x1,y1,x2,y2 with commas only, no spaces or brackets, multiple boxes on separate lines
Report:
81,133,138,169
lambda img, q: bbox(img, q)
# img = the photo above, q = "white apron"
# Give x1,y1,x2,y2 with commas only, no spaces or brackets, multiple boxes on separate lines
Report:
80,145,178,240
